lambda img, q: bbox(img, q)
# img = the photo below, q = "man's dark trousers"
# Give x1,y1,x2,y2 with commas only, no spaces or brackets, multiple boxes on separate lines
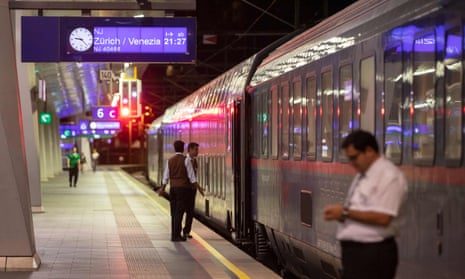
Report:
183,187,197,236
340,237,398,279
169,187,190,240
69,166,79,186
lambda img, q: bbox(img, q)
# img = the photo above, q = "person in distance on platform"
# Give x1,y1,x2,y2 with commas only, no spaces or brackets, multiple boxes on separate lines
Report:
157,140,199,242
183,142,204,239
91,147,100,172
323,130,408,279
67,146,80,187
80,152,87,173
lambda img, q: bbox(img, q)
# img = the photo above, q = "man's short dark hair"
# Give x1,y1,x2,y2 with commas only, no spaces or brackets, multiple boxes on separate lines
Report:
341,129,379,153
187,142,199,151
173,140,185,152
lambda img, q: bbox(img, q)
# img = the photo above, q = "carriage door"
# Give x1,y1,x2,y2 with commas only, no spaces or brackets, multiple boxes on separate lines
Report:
231,100,244,238
156,129,164,184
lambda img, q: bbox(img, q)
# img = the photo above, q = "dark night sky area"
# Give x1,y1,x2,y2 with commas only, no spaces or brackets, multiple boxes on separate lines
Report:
197,0,357,32
142,0,357,118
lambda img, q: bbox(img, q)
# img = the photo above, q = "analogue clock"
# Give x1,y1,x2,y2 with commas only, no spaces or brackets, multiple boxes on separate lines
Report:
69,27,93,52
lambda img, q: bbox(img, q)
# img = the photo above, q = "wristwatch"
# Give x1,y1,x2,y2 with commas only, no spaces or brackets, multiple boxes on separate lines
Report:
341,207,349,222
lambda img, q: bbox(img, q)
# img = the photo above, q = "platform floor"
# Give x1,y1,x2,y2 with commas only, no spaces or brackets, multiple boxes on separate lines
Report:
0,167,280,279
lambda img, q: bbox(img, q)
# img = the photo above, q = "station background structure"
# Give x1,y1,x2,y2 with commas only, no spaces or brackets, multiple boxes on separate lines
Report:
0,0,356,271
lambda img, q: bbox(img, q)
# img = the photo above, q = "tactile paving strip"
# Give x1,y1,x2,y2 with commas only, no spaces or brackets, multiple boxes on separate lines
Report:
104,173,170,278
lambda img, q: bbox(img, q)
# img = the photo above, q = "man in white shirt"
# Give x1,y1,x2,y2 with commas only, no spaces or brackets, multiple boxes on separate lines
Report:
183,142,204,239
324,130,408,279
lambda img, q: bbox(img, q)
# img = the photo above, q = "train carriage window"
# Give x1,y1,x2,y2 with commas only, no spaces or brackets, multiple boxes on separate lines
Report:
413,33,435,163
212,120,218,154
200,157,205,190
321,70,334,161
222,157,226,199
214,156,218,196
207,157,211,194
281,82,290,159
197,156,202,187
339,64,353,160
384,44,404,164
253,94,260,158
261,93,270,158
271,87,279,159
217,156,221,198
292,79,303,160
216,156,221,198
306,76,317,159
360,56,375,133
221,108,227,153
226,106,231,153
220,156,224,199
444,27,462,165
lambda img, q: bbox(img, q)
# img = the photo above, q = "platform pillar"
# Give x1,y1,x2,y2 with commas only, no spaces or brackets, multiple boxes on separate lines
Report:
0,0,40,271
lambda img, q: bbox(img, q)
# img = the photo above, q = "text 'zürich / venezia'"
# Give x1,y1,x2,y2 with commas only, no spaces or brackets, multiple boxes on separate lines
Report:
94,37,162,46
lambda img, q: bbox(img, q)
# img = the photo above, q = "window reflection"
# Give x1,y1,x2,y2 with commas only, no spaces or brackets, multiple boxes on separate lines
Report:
444,27,462,163
293,80,302,159
321,71,333,160
384,44,403,164
281,83,290,158
306,77,317,158
413,33,435,162
262,94,269,158
360,56,375,133
271,87,278,158
339,65,353,159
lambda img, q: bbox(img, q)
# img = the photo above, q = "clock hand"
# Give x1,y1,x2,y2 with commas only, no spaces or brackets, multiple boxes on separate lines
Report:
76,37,89,47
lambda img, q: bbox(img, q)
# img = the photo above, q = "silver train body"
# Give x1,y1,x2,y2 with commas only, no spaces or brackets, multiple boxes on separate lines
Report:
147,0,465,278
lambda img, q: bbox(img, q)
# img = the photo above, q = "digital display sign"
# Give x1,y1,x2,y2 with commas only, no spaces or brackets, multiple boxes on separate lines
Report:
92,106,118,120
89,121,121,130
59,122,120,138
93,27,187,54
22,16,196,63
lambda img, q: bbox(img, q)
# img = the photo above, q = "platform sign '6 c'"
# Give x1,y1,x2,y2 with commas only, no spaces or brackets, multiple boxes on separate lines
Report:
92,106,118,120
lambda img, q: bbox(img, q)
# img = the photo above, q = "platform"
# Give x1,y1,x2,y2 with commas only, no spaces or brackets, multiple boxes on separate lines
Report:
0,167,280,279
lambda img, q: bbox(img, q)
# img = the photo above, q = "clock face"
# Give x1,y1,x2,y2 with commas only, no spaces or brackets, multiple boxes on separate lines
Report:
69,27,93,52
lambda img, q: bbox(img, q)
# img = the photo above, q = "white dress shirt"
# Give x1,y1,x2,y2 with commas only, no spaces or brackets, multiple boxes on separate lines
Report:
337,156,408,242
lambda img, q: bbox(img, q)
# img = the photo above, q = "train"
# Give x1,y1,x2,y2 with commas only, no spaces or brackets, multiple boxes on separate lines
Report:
146,0,465,278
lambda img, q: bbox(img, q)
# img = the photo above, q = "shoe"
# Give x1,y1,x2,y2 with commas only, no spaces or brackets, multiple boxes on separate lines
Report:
183,232,193,239
74,184,77,187
171,236,187,242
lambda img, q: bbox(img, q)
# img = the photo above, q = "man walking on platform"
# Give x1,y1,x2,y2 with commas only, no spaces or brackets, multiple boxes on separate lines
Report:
183,142,204,239
67,146,80,187
324,130,408,279
158,140,200,242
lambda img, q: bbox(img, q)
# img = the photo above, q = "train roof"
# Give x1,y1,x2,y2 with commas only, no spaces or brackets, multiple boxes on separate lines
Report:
159,54,257,123
147,116,163,134
148,0,461,129
250,0,445,86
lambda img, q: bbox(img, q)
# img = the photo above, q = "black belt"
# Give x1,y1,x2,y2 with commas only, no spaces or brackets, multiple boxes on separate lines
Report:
340,237,395,247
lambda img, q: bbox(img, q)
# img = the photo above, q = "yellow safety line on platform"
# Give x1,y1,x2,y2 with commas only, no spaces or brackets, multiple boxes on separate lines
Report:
125,174,250,279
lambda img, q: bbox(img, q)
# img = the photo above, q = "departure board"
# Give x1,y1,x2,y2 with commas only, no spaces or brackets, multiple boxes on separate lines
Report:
22,16,196,63
92,26,188,53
